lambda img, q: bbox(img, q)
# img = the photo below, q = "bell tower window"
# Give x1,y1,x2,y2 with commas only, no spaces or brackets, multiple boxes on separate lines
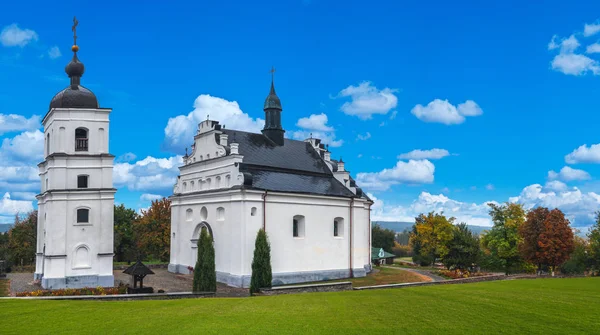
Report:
77,175,89,188
75,128,88,151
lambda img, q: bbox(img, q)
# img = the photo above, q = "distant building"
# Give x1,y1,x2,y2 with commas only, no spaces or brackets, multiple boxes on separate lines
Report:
34,31,115,289
169,75,373,287
371,247,395,266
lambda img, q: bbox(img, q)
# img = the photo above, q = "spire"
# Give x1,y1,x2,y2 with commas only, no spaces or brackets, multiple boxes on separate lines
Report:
262,66,285,146
65,16,84,89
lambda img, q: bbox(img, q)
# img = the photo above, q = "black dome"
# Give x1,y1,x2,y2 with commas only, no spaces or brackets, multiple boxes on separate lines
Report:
263,81,282,110
49,86,98,109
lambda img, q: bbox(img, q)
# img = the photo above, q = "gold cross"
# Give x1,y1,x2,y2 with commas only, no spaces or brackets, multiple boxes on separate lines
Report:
72,16,79,45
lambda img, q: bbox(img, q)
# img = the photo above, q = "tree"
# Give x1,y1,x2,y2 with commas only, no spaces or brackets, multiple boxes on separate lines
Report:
410,212,454,266
133,198,171,261
372,224,395,253
519,207,550,274
193,227,216,292
481,203,525,275
114,204,138,263
536,208,574,275
7,211,37,267
560,234,590,275
250,229,272,295
442,223,480,271
588,211,600,274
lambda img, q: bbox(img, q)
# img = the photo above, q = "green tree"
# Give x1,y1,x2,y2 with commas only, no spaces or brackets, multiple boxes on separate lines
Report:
133,198,171,261
250,229,273,295
410,212,454,266
588,211,600,274
114,204,138,263
8,211,37,267
193,228,216,292
482,203,525,275
0,232,9,263
372,224,395,253
442,223,480,271
560,234,590,275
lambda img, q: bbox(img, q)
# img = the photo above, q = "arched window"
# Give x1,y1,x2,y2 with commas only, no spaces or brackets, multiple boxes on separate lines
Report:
334,217,345,238
293,215,305,238
225,175,231,187
199,179,203,191
206,178,212,190
46,133,50,156
251,207,257,216
190,180,195,190
77,208,89,224
200,206,208,221
216,207,225,221
75,128,88,151
186,209,193,221
77,175,89,188
207,154,210,159
73,245,91,269
216,176,221,189
183,182,187,192
200,155,203,161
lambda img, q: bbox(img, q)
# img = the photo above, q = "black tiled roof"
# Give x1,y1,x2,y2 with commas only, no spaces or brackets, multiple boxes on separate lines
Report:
123,260,155,276
222,129,330,174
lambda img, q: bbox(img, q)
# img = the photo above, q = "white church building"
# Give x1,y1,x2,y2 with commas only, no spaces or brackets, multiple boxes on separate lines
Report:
34,34,115,289
169,76,373,287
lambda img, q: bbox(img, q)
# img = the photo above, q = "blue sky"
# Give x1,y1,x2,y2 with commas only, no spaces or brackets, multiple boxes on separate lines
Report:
1,0,600,228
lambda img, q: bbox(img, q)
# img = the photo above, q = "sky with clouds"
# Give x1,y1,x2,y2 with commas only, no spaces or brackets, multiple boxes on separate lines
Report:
1,1,600,229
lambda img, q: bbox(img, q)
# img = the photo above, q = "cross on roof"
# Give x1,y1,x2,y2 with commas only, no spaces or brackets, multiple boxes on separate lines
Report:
72,16,79,45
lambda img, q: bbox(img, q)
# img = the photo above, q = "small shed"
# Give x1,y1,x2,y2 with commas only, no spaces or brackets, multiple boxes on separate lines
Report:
371,247,395,266
123,260,155,294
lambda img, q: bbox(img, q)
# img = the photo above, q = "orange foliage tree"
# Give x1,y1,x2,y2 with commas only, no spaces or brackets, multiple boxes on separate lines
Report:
133,198,171,262
520,207,574,275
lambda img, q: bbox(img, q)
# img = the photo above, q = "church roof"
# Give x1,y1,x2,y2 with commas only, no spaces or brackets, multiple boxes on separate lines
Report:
222,129,359,198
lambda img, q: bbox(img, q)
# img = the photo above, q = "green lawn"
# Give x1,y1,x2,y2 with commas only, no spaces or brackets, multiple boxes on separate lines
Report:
337,267,429,287
1,278,599,334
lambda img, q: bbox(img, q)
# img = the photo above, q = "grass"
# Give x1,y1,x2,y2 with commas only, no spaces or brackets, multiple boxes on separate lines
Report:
0,279,8,297
1,278,598,334
344,267,430,286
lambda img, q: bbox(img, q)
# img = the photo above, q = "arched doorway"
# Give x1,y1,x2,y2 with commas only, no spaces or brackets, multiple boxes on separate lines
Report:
191,222,213,265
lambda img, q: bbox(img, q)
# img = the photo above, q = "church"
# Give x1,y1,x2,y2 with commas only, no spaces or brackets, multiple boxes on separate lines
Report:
34,21,115,289
168,74,373,287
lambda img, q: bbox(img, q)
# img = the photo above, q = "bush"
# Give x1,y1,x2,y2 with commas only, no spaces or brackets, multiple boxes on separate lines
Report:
250,229,272,295
16,285,127,297
436,269,491,279
412,254,434,267
392,243,412,257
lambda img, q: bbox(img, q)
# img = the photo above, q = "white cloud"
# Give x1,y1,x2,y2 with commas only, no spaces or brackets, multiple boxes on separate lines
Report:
0,24,38,47
485,184,495,191
11,192,36,201
544,180,568,192
163,94,264,152
0,192,33,216
369,192,497,227
548,166,591,182
584,22,600,37
116,152,137,163
356,159,435,191
565,143,600,164
296,113,333,131
140,193,163,202
335,81,398,120
0,129,44,162
550,53,600,75
398,148,450,160
510,184,600,228
586,43,600,54
47,46,61,59
356,132,371,141
0,114,40,135
114,155,183,192
290,130,343,147
292,113,343,147
389,110,398,120
548,34,580,53
411,99,482,125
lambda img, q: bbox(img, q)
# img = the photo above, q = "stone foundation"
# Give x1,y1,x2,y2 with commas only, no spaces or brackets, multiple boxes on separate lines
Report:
41,275,115,289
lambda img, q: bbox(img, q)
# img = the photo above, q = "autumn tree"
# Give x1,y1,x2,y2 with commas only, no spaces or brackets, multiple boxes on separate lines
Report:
372,224,395,253
560,233,590,275
114,204,138,263
481,203,525,275
193,228,216,292
589,212,600,274
442,223,480,271
133,198,171,262
8,211,37,267
520,207,574,275
519,207,550,274
410,212,454,266
250,229,272,295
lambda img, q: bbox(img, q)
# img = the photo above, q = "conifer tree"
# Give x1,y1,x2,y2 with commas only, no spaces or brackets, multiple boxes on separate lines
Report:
250,229,272,295
192,232,204,293
192,227,216,292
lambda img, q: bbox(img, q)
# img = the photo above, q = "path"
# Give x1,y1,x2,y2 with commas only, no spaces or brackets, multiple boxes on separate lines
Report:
382,266,446,282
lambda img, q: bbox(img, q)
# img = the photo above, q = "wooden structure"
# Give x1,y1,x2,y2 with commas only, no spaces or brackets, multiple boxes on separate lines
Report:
123,260,155,294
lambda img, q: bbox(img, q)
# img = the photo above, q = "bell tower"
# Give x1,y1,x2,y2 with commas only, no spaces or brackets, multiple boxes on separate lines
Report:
34,18,116,289
261,67,285,146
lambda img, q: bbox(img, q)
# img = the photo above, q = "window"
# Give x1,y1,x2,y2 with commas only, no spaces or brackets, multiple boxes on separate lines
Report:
77,175,88,188
75,128,88,151
334,217,344,237
186,209,193,221
46,134,50,156
183,182,187,192
216,176,221,189
293,215,305,238
216,207,225,221
190,180,195,190
77,208,89,223
251,207,257,216
226,175,231,187
73,245,90,269
199,179,203,191
200,206,208,221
